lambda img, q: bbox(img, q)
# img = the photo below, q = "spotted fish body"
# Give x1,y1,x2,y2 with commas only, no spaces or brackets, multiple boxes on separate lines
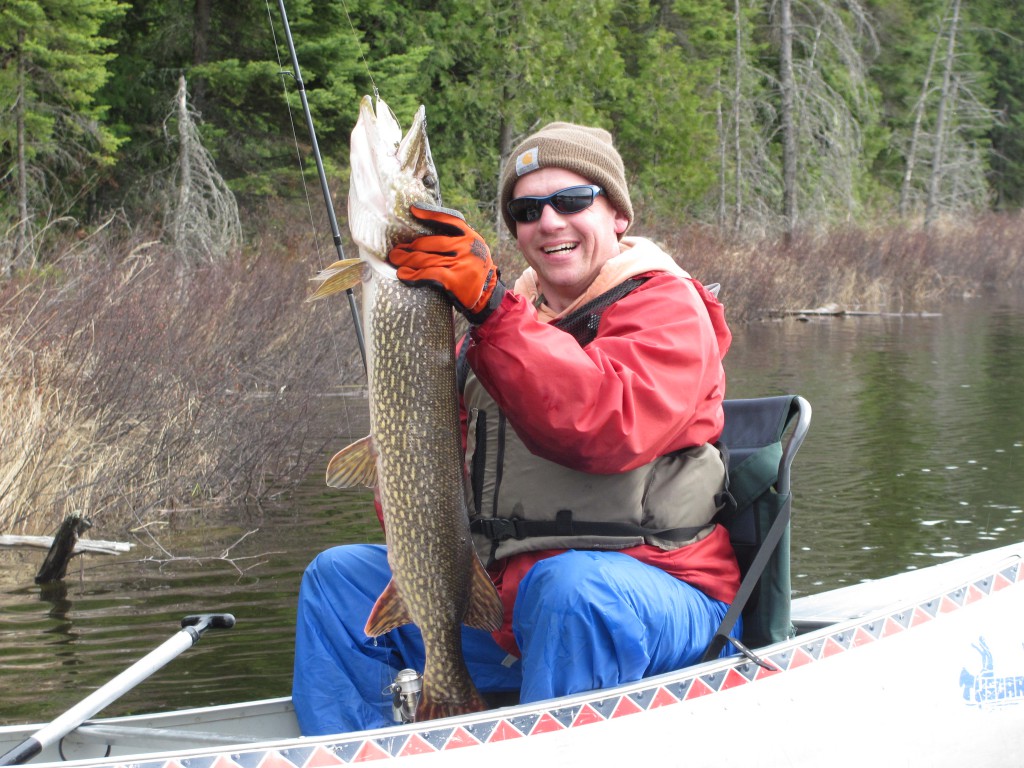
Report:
309,95,502,722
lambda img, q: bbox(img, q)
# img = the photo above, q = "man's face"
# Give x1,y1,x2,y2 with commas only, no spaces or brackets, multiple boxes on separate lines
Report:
512,167,629,312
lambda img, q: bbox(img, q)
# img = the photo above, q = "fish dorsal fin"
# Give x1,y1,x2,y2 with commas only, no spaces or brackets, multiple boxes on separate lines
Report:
463,557,503,631
307,258,364,302
364,579,412,636
326,435,377,488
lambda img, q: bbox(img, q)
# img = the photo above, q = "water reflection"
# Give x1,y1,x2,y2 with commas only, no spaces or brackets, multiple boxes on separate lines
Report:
1,298,1023,723
726,299,1024,592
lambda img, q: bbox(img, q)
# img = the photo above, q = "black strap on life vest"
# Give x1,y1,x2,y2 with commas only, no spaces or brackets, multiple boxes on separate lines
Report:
470,509,709,544
456,275,652,393
551,277,649,346
456,332,473,394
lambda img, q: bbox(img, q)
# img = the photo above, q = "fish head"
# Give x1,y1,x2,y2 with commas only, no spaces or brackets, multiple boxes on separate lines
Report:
348,95,442,266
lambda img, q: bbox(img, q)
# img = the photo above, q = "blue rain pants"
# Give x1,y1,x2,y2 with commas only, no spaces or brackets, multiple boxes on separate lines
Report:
292,543,739,735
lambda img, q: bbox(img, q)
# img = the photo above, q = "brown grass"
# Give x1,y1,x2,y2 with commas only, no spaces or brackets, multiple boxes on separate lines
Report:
642,212,1024,322
0,209,362,536
4,206,1024,537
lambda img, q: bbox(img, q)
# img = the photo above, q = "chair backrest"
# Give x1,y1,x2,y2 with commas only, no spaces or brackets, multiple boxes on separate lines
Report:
703,395,811,659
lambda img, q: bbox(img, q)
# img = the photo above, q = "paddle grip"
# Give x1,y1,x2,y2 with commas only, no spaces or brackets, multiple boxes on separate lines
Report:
181,613,236,643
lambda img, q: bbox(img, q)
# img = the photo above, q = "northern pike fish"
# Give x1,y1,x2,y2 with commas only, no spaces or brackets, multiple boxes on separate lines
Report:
308,95,503,722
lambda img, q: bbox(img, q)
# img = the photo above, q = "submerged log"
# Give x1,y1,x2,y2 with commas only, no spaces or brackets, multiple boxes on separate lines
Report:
35,514,93,583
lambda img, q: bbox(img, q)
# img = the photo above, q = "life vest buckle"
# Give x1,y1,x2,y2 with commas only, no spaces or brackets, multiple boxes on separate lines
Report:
472,517,527,542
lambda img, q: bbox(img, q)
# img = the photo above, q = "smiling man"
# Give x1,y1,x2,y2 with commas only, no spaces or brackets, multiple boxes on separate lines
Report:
292,122,741,735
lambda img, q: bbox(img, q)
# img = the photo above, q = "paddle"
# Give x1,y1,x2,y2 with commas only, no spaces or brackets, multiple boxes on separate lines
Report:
0,613,235,766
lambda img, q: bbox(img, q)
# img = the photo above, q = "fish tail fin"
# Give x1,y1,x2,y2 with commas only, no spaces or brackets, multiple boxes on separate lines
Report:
463,556,503,631
415,681,489,723
364,579,413,636
326,435,377,488
308,258,363,302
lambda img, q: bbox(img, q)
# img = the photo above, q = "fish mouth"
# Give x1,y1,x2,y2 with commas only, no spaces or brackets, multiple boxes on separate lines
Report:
359,95,439,209
359,95,402,156
348,95,443,258
398,107,440,202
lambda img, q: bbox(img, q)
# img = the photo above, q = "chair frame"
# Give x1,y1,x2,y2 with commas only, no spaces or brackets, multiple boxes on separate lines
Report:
701,395,812,664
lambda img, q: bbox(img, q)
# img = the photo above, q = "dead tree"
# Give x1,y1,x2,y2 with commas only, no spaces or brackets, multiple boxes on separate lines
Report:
899,7,945,218
779,0,798,235
164,75,241,264
925,0,961,227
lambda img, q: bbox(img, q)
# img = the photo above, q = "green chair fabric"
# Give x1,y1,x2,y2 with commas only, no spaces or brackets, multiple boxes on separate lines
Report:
703,395,811,659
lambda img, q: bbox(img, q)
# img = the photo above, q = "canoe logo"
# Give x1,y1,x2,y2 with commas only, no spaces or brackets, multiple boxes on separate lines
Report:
959,636,1024,708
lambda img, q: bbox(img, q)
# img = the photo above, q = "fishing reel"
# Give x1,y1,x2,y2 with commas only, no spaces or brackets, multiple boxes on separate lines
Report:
388,668,423,724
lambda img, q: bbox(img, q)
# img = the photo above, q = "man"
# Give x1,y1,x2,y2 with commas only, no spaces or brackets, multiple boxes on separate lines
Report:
292,122,740,735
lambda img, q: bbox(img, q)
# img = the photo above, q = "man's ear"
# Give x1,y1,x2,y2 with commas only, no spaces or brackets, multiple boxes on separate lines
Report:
613,210,629,235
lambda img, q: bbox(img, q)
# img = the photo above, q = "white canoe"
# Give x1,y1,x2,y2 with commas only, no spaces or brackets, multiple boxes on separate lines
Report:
2,539,1022,768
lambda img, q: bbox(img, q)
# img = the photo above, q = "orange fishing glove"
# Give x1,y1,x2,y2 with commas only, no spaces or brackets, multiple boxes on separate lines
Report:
388,204,505,324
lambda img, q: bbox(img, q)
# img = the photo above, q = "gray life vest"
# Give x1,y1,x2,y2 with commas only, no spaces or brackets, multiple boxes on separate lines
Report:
459,278,726,565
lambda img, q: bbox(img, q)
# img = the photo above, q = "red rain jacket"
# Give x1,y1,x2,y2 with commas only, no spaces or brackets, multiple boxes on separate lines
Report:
463,272,740,656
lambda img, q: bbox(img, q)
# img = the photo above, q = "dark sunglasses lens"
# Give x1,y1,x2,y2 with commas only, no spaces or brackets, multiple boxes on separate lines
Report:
508,198,542,223
507,185,601,223
550,187,596,214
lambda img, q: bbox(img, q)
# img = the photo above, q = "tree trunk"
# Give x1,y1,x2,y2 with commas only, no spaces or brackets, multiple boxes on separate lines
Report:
925,0,960,227
14,29,30,274
900,6,945,218
191,0,211,111
496,110,514,240
716,74,727,229
733,0,744,230
35,514,92,584
175,75,192,246
779,0,798,237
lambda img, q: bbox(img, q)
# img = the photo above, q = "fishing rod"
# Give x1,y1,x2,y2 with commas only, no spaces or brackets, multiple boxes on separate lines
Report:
274,0,367,373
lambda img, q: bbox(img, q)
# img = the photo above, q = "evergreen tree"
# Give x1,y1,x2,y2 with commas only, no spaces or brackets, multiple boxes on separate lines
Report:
0,0,126,272
423,0,626,235
610,0,734,225
972,0,1024,208
4,0,1022,257
98,0,204,210
863,0,940,200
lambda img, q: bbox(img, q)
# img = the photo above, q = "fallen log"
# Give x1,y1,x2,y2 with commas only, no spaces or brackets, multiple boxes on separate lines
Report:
0,535,132,556
768,305,942,318
0,513,132,584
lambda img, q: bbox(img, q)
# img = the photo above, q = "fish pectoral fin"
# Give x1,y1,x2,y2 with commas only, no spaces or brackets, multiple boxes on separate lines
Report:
307,258,363,302
364,579,413,636
463,556,503,632
326,435,377,488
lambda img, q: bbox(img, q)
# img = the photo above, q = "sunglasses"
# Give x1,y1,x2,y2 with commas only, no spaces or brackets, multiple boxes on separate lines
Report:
507,185,604,224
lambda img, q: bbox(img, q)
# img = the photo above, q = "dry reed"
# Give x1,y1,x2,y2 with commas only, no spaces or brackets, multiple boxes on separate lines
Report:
647,212,1024,322
0,211,362,537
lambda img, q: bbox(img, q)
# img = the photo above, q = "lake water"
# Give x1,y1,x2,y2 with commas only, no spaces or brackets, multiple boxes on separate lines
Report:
2,296,1023,725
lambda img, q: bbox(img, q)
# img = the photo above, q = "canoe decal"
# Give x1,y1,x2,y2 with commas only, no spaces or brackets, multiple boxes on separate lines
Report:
100,560,1022,767
959,633,1024,709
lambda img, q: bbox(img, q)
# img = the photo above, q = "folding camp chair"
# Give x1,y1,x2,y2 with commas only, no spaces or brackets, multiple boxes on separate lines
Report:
701,395,812,663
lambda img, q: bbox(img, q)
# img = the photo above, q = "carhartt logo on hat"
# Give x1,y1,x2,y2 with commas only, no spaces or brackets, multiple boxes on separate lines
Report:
516,147,540,177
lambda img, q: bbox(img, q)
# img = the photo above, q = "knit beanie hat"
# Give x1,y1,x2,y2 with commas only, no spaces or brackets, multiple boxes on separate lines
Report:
499,122,633,236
